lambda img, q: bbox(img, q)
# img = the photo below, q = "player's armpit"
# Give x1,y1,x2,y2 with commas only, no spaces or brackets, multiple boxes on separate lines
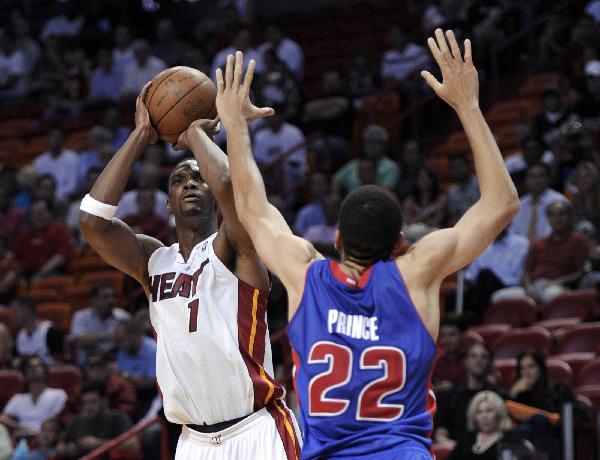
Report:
80,213,163,292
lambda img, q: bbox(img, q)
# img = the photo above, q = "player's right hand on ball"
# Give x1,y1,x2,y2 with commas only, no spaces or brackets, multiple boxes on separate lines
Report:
135,81,159,144
216,51,274,128
173,118,220,150
421,29,479,112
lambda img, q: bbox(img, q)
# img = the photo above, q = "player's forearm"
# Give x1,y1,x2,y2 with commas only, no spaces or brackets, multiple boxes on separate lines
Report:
187,129,232,198
225,117,270,218
457,105,519,211
88,128,147,205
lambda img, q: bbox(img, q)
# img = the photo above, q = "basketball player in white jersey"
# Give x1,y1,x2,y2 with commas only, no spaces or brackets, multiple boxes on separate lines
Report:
79,84,301,460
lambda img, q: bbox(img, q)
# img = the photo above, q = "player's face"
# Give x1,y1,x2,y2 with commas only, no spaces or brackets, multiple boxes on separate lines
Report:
474,400,499,434
168,162,215,219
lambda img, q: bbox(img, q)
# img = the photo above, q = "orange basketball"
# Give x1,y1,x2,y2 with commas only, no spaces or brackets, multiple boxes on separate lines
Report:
144,66,217,144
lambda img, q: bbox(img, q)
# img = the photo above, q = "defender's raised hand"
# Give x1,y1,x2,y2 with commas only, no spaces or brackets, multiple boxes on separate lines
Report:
421,29,479,111
216,51,274,128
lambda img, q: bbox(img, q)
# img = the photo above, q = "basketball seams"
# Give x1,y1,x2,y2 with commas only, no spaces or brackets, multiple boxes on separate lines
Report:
155,78,215,134
145,67,187,115
159,100,217,136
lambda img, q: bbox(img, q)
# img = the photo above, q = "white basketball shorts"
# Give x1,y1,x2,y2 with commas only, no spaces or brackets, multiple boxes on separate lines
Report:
175,401,302,460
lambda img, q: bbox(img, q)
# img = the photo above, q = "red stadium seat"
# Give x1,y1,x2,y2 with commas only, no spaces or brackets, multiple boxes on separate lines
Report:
31,275,76,297
48,365,82,403
545,358,573,386
23,288,61,303
0,370,25,403
494,358,517,389
37,302,72,331
492,327,552,359
550,352,596,378
431,443,453,460
544,290,597,320
554,322,600,354
80,271,125,298
483,297,537,327
468,324,511,345
576,386,600,410
67,254,111,275
64,284,92,311
574,358,600,389
533,317,581,333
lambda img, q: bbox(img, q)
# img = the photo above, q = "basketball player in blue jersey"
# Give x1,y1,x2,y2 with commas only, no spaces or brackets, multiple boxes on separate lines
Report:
216,29,520,459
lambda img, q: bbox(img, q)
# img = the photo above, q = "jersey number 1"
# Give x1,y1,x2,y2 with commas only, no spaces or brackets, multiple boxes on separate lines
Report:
308,341,406,422
187,299,199,333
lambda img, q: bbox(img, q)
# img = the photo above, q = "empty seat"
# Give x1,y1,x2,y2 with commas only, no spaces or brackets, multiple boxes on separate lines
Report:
574,358,600,389
544,290,597,320
48,365,82,403
550,352,596,378
545,358,573,386
31,275,76,296
0,370,25,403
533,317,581,333
554,322,600,354
37,302,72,331
483,297,537,327
468,324,511,345
64,284,92,311
80,270,125,298
431,443,453,460
67,254,111,275
22,288,61,303
494,358,517,389
492,327,552,359
576,386,600,410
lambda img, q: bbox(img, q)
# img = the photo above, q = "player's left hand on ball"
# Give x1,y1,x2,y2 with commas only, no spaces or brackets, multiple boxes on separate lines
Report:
216,51,274,127
136,81,159,144
174,118,220,150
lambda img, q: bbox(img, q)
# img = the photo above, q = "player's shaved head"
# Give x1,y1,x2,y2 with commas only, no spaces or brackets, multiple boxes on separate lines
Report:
338,185,402,265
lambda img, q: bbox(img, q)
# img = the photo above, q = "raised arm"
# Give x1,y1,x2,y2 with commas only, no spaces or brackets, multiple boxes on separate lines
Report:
79,84,163,293
216,52,321,312
406,29,520,286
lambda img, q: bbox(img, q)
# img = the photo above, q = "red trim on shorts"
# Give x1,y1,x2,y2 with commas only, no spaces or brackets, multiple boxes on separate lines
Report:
237,282,283,411
267,400,301,460
329,260,373,289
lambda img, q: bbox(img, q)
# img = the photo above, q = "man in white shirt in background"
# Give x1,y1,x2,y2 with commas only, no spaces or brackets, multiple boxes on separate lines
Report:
380,24,430,84
121,39,166,98
258,22,304,80
0,30,27,99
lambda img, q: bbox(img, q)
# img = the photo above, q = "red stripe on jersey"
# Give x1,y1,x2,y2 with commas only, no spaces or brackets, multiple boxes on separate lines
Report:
267,401,301,460
237,281,283,411
424,349,437,449
329,260,373,289
291,347,302,410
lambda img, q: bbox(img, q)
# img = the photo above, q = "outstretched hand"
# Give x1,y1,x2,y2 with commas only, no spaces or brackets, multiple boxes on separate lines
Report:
216,51,274,128
421,29,479,112
173,118,221,150
135,81,158,145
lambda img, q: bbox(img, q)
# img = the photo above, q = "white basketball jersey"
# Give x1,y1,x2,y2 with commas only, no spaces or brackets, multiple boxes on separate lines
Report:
147,233,284,425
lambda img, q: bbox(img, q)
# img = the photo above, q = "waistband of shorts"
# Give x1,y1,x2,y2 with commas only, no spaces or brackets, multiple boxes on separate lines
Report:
182,407,271,443
187,413,251,433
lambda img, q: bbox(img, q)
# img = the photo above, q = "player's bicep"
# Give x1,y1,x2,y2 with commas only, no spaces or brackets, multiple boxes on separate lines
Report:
80,212,162,288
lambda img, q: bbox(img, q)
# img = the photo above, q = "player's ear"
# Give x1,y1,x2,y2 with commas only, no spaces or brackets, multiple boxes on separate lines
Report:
390,232,406,259
334,230,342,252
166,198,172,213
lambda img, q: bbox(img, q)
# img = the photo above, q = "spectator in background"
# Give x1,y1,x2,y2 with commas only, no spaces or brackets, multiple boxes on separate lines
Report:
10,8,41,76
258,22,304,80
509,163,568,241
396,139,424,199
70,284,130,366
380,24,430,85
33,127,79,200
58,381,137,459
334,124,399,194
447,391,532,460
39,1,83,40
12,418,62,460
252,105,307,196
78,126,113,186
523,200,589,303
88,48,124,103
0,29,28,99
115,163,169,221
211,28,262,80
112,25,134,69
535,89,574,148
85,353,137,417
348,45,377,103
153,19,184,67
0,233,21,307
0,424,10,459
303,192,340,257
11,297,64,365
446,153,480,225
504,135,555,196
259,52,303,123
293,172,330,236
435,342,503,448
464,229,530,315
14,166,38,211
0,356,67,436
0,184,24,241
33,174,67,222
433,313,466,390
572,160,600,230
122,189,171,243
574,60,600,125
121,39,166,98
66,168,101,242
102,104,131,150
402,165,447,228
14,199,73,280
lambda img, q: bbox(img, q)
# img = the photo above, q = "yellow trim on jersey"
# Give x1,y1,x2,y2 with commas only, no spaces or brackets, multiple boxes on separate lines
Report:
248,289,259,357
275,400,298,459
259,365,275,405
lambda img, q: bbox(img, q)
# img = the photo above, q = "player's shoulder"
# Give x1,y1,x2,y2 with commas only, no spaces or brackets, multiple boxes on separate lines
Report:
397,228,458,276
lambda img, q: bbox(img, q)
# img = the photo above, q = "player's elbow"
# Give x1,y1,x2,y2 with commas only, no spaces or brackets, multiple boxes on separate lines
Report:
503,192,521,219
79,211,111,236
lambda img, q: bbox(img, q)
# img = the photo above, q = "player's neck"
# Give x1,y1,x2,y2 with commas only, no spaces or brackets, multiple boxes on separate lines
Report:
175,223,215,261
338,259,369,280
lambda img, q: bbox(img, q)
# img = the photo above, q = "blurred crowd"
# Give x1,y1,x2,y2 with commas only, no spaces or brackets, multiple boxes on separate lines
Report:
0,0,599,459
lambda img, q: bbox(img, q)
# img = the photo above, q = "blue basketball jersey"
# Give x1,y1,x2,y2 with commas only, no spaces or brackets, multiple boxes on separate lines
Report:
287,259,437,459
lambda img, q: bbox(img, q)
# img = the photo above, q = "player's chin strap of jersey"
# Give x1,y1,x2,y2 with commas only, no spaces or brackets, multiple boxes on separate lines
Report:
187,413,250,434
80,194,118,220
